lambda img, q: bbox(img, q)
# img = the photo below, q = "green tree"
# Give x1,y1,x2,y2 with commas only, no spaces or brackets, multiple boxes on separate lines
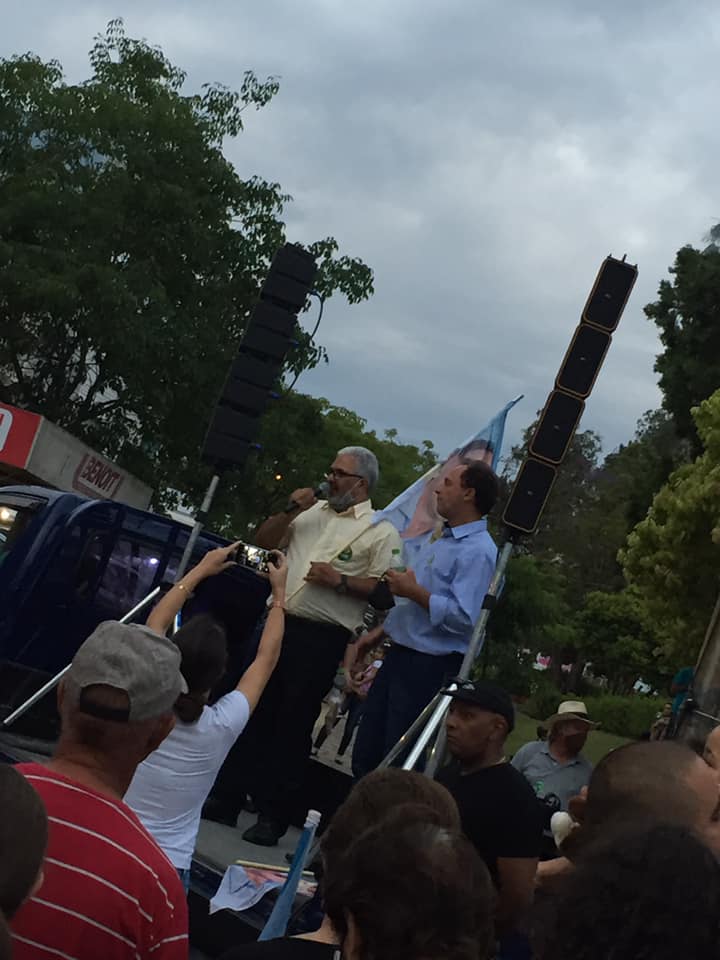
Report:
622,390,720,666
597,410,687,532
484,554,577,692
504,411,688,607
575,589,665,693
646,225,720,448
205,390,437,535
577,409,689,593
0,21,373,516
504,426,603,597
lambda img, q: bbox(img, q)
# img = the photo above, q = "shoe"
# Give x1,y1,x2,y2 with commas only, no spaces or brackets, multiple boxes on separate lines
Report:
201,798,239,828
242,816,286,847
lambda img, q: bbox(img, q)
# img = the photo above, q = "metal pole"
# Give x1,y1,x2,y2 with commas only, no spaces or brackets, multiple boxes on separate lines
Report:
457,539,514,681
379,691,443,769
402,694,452,771
174,473,221,583
423,539,515,777
2,585,162,729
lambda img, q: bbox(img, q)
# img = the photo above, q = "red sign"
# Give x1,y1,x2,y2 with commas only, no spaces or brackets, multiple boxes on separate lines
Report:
0,403,42,470
72,453,124,499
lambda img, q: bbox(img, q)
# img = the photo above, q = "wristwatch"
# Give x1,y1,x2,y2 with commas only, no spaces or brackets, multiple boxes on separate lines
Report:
335,574,349,595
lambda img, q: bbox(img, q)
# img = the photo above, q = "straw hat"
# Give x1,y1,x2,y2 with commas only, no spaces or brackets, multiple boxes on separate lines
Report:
545,700,599,730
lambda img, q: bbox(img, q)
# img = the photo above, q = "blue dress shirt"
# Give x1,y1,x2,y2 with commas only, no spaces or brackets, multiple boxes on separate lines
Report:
383,519,497,656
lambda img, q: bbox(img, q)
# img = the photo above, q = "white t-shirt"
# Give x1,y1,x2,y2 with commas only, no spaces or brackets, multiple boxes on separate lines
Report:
125,691,250,869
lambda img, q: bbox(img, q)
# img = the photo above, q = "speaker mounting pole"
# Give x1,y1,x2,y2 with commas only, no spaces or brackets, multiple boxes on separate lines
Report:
175,473,221,582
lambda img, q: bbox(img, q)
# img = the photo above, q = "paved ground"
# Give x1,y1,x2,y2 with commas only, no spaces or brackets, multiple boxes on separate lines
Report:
196,811,302,871
310,701,358,773
193,702,355,874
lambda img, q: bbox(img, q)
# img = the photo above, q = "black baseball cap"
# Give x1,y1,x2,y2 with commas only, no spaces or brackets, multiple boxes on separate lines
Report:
442,678,515,732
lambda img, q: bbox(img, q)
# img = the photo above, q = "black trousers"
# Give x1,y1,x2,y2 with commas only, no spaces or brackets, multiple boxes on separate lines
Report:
211,614,350,829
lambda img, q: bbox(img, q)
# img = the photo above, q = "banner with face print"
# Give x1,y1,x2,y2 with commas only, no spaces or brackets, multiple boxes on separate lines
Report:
374,396,522,539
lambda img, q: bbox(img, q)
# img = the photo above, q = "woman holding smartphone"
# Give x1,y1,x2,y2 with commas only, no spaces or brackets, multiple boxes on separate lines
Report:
125,544,287,889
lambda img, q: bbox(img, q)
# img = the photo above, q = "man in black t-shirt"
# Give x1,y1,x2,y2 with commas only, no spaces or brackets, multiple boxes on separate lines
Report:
436,679,543,947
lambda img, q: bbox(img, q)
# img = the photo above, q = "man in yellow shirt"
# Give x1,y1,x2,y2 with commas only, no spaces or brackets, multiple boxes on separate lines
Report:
207,446,400,846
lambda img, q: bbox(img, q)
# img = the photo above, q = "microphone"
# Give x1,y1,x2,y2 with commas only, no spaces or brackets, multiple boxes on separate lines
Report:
284,481,329,513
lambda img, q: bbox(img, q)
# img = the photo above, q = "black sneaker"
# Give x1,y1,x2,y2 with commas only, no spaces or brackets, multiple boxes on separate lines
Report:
242,816,286,847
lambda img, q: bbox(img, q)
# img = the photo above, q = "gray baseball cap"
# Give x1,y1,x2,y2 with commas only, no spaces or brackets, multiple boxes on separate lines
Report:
64,621,188,723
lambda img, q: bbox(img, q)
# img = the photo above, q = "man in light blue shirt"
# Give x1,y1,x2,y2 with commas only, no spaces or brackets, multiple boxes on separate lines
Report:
352,460,498,777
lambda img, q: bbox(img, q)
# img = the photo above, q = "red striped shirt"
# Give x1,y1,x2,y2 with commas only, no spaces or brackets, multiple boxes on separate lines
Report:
11,763,188,960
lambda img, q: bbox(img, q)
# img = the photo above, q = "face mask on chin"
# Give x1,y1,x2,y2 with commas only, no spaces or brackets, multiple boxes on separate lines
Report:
563,732,588,755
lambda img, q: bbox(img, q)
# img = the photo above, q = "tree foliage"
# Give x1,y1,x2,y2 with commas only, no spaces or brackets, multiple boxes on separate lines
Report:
209,391,437,535
485,555,577,692
0,21,373,518
504,425,604,595
622,390,720,666
575,589,665,693
646,226,720,448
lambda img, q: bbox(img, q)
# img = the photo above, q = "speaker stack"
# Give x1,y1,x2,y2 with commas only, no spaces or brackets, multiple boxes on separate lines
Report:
503,255,638,535
202,244,318,470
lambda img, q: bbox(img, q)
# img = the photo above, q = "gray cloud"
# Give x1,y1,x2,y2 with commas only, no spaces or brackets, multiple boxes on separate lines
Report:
4,0,719,464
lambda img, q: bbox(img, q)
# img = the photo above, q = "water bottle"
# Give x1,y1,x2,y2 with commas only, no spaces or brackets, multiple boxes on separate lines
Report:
389,547,409,609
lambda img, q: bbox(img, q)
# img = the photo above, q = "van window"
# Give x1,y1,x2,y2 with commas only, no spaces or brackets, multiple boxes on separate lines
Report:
0,497,44,564
95,537,165,613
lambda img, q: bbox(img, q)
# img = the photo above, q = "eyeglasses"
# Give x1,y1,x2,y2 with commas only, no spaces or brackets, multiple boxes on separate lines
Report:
326,468,364,481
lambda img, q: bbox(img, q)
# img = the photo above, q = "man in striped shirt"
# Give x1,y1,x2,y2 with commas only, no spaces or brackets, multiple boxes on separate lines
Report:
11,621,189,959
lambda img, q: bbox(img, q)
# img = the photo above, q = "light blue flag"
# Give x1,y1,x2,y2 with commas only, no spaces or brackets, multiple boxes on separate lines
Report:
258,812,320,940
374,396,522,539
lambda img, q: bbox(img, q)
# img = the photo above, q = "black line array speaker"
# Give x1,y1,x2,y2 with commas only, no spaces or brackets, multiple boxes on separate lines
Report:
503,255,637,535
202,244,318,469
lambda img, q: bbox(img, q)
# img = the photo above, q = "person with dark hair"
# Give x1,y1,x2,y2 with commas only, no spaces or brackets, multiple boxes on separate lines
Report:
536,740,720,887
537,823,720,960
125,544,287,886
570,740,720,851
324,816,495,960
0,916,10,960
351,460,499,777
10,621,188,959
0,764,48,920
402,437,494,540
220,768,461,960
436,680,543,945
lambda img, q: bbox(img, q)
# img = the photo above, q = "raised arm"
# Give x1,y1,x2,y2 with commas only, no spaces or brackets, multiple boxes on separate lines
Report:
236,553,288,712
146,543,240,635
253,487,317,549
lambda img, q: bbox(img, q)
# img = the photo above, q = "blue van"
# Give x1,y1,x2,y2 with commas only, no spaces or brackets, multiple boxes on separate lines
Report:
0,484,269,738
0,485,344,948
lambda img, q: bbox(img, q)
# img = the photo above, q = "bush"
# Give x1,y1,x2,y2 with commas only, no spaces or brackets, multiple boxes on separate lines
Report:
525,674,563,722
524,680,664,739
476,645,537,699
584,693,665,739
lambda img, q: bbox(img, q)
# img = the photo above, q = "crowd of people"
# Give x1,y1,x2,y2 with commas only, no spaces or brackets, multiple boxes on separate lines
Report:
2,444,718,960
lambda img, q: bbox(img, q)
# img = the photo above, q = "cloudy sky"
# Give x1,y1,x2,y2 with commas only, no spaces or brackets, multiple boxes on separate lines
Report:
4,1,718,463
